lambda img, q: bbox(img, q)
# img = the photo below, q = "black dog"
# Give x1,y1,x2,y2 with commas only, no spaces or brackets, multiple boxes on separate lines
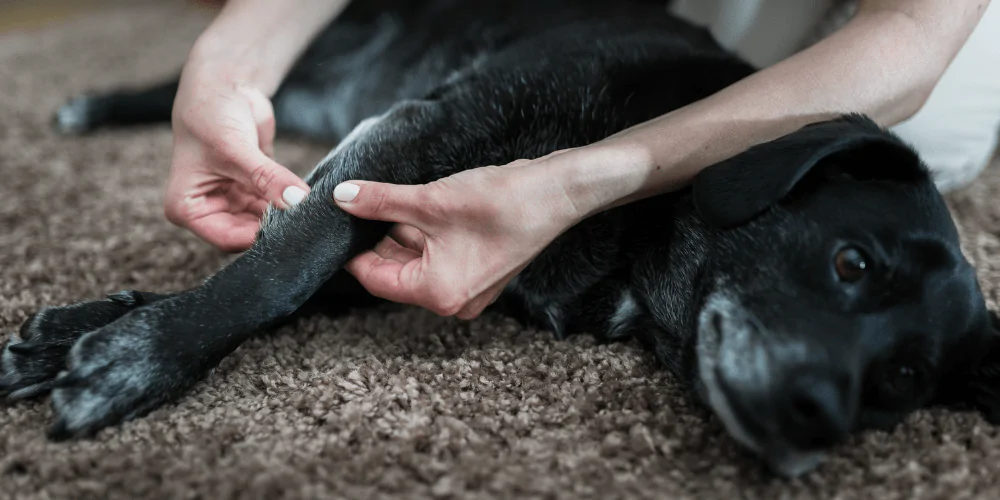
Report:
3,0,999,478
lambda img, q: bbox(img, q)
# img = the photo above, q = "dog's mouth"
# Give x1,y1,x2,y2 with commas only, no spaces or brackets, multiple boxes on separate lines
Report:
694,293,849,478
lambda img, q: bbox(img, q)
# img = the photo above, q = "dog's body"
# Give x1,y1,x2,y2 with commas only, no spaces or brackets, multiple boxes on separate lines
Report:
3,0,1000,478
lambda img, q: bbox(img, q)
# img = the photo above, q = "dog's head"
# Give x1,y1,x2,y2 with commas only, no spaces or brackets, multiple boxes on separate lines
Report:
687,114,999,477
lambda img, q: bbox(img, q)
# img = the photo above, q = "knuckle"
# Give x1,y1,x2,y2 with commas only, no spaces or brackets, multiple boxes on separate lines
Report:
176,106,200,129
430,292,466,317
250,164,276,195
260,113,276,130
374,240,396,261
367,185,390,214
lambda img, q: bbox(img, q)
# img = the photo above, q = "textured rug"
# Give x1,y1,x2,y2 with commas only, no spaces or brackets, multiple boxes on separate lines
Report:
2,3,1000,499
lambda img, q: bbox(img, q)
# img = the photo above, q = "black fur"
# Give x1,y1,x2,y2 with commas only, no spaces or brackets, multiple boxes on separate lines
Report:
6,0,999,478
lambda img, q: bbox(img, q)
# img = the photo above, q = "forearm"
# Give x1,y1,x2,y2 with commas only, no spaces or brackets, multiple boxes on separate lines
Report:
185,0,352,96
552,0,990,219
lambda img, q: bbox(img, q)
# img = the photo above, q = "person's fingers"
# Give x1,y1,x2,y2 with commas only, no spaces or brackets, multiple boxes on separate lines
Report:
234,153,311,210
343,251,424,306
497,149,569,169
246,198,271,218
456,282,506,320
456,263,530,320
184,212,259,252
333,180,426,227
164,190,230,226
220,85,310,210
237,84,277,159
388,224,427,252
373,236,422,264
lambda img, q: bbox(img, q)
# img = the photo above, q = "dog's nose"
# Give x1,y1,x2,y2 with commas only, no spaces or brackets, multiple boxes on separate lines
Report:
779,371,853,450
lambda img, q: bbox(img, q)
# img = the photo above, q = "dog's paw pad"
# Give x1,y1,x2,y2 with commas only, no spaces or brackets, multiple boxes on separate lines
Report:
53,96,104,135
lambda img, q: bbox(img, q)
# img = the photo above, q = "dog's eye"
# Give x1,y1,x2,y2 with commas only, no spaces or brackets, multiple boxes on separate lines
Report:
834,247,868,282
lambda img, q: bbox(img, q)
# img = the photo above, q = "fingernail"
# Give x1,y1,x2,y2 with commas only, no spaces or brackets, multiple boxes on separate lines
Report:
282,186,307,207
333,182,360,203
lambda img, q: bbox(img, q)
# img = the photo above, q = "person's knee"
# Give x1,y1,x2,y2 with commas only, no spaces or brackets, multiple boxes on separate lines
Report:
925,137,997,193
888,0,1000,192
891,112,998,193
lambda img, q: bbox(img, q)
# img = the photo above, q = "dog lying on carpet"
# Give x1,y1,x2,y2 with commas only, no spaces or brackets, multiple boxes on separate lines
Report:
2,0,999,478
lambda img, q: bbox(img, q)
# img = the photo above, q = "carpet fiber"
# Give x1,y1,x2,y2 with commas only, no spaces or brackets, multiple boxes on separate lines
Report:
3,3,1000,499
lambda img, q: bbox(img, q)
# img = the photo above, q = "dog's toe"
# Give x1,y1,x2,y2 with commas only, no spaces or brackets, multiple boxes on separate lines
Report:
1,315,69,399
2,293,153,401
48,363,126,441
0,345,51,400
47,309,201,440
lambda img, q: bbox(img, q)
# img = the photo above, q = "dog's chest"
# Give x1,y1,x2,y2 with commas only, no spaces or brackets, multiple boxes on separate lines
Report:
496,213,629,337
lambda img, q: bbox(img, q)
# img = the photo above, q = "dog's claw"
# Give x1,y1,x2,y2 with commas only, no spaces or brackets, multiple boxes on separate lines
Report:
106,290,142,307
0,380,56,400
7,341,43,356
18,314,37,340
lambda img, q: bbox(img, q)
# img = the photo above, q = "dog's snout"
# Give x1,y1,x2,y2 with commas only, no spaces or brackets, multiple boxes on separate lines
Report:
780,370,853,450
699,294,864,461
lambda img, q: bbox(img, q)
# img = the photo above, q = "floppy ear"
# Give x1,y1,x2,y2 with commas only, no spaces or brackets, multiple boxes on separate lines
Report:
691,113,923,228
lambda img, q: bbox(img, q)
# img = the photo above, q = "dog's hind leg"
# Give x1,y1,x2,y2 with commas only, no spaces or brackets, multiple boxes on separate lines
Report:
53,79,180,135
52,76,355,141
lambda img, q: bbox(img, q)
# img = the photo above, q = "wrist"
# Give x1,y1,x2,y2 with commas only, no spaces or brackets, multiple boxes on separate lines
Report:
185,34,283,96
183,0,350,97
538,139,658,222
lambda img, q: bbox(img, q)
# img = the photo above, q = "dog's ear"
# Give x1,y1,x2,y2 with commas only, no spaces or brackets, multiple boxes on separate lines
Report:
941,310,1000,423
692,114,923,228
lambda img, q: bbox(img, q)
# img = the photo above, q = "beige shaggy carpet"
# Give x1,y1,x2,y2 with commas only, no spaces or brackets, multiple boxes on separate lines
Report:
2,3,1000,499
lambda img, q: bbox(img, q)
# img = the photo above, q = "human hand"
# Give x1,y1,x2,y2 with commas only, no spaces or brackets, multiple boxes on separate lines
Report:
164,65,311,252
332,152,586,319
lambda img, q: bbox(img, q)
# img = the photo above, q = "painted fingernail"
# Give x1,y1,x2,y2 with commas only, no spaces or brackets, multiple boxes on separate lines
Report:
333,182,360,203
283,186,307,207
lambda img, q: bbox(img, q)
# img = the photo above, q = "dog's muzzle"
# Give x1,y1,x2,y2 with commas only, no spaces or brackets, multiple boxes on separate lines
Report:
695,293,860,477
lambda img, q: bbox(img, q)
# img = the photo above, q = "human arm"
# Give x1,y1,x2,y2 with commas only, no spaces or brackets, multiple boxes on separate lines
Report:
553,0,992,218
333,0,991,318
165,0,352,251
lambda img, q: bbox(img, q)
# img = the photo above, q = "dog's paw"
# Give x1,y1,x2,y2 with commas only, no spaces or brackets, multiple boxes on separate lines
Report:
53,95,105,135
48,306,201,440
1,291,159,399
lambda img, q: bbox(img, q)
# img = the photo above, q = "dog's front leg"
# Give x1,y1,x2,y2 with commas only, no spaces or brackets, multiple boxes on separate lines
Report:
44,98,482,440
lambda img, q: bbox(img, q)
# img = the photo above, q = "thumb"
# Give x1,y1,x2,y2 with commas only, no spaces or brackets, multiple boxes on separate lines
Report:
333,180,424,226
243,154,312,209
